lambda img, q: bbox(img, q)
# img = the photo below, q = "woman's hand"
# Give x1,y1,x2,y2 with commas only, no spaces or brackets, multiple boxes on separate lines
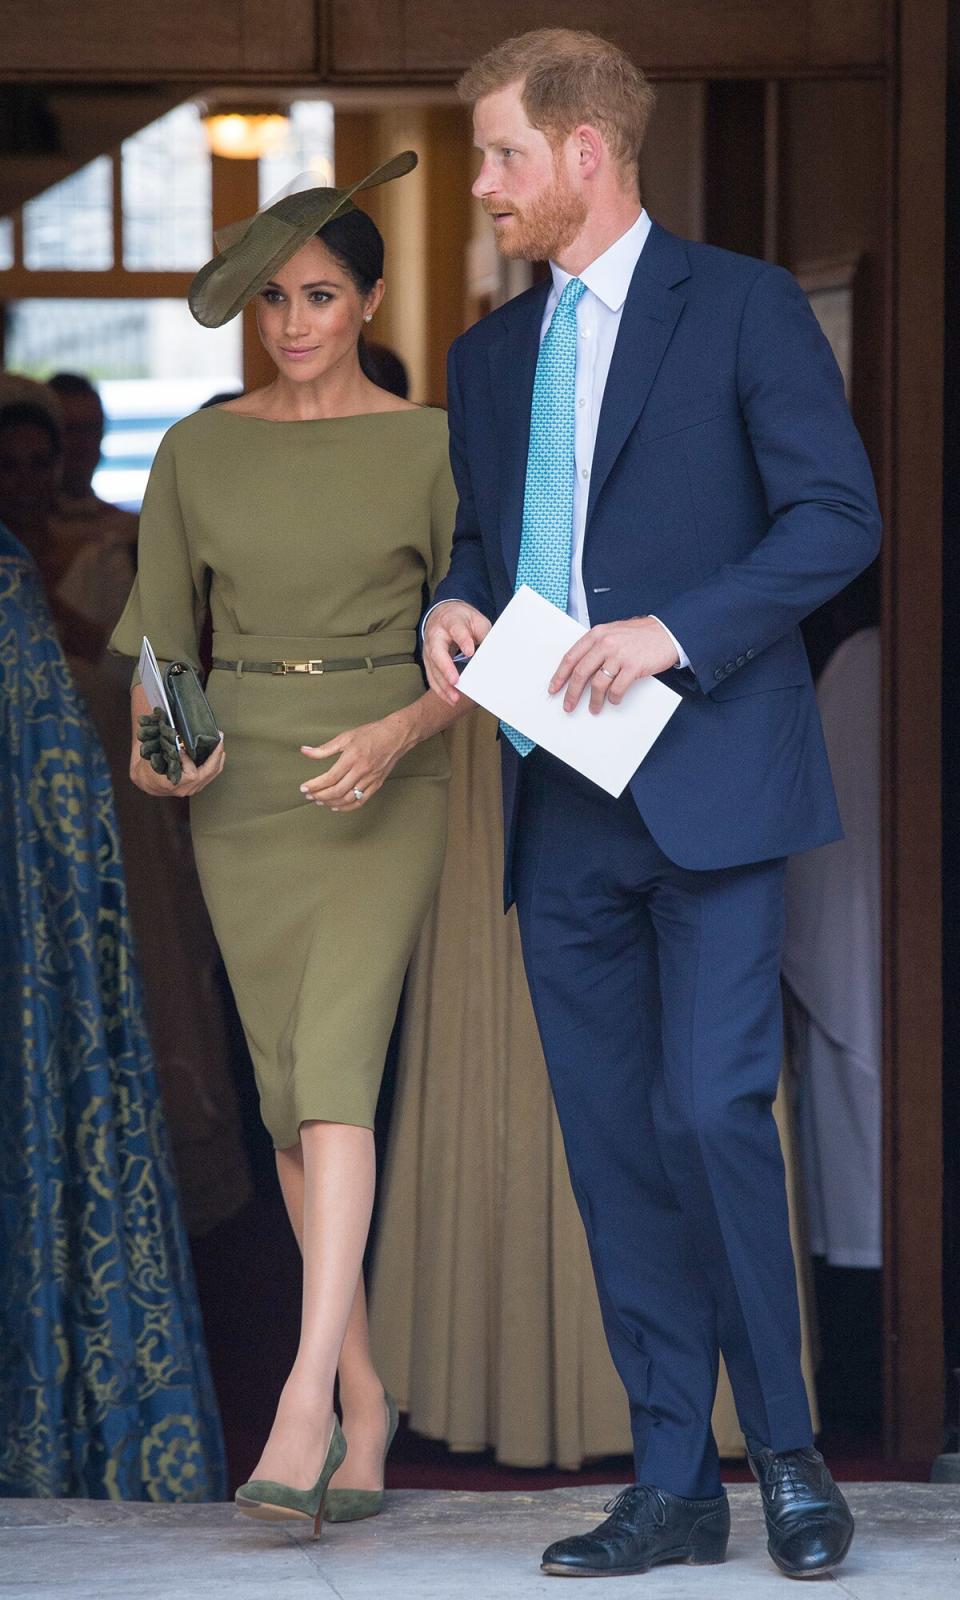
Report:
129,682,224,798
130,725,225,798
300,712,411,812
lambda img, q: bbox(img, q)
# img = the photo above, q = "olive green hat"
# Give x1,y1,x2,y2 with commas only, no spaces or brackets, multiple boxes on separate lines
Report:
188,150,417,329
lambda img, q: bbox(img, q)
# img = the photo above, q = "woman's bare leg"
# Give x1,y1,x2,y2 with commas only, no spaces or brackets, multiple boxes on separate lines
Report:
275,1138,306,1248
249,1120,375,1488
329,1275,393,1490
272,1135,391,1490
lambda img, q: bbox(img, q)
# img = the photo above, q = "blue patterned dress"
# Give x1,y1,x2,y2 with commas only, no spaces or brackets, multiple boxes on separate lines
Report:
0,524,226,1501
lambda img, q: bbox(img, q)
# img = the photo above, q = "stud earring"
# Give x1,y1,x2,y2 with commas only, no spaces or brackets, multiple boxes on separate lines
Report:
363,313,373,323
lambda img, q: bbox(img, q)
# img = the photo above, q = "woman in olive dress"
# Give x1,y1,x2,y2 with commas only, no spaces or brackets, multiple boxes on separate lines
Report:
111,154,467,1530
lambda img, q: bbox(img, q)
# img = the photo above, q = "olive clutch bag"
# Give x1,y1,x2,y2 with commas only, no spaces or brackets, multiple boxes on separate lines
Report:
163,661,221,766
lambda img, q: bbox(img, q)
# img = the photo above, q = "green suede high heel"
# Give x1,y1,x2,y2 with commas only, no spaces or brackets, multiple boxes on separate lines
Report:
235,1418,346,1538
324,1393,399,1523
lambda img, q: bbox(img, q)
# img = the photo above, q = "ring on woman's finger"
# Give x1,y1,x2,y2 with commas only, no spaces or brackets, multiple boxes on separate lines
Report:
352,786,365,802
599,665,617,680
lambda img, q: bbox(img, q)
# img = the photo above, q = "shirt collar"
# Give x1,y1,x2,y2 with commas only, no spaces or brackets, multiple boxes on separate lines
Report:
549,209,652,312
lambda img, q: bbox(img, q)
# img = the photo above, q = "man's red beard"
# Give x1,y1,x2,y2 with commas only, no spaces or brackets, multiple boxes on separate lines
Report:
484,164,586,262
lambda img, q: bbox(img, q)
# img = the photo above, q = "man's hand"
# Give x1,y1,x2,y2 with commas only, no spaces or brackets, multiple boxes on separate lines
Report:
549,617,681,714
422,600,492,706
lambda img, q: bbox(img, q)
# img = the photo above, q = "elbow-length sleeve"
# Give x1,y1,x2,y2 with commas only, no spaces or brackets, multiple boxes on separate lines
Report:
109,426,208,670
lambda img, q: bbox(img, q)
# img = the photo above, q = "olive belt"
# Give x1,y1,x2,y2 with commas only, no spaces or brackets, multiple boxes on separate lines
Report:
210,652,415,677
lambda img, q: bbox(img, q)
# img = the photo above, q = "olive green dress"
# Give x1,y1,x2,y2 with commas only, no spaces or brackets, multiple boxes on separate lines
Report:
110,406,455,1149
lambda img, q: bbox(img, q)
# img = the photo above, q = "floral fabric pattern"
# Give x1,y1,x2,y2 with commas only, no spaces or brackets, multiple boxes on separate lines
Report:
0,529,226,1500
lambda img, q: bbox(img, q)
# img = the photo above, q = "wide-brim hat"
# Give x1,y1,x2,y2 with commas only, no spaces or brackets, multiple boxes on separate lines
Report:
188,150,418,329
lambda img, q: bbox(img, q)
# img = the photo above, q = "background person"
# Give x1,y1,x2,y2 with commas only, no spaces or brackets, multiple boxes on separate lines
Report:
0,518,225,1501
47,370,138,550
0,386,106,661
783,627,882,1369
0,376,251,1236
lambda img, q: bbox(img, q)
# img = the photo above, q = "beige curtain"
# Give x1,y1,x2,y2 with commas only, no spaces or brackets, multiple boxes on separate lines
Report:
369,709,817,1468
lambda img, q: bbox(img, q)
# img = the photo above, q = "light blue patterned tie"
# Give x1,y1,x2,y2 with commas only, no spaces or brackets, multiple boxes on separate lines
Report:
502,275,586,756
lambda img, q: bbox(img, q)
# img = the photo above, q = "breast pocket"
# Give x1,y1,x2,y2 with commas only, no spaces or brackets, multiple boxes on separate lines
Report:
635,390,734,444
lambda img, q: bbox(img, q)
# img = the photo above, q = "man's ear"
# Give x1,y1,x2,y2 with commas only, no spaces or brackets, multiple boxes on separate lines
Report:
573,124,605,179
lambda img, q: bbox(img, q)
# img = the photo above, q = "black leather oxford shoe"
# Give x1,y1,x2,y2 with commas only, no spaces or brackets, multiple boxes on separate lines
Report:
748,1445,854,1578
540,1483,730,1577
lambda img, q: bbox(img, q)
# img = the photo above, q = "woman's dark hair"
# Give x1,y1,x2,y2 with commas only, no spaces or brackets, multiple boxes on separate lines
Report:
0,401,62,455
359,340,409,398
316,206,384,296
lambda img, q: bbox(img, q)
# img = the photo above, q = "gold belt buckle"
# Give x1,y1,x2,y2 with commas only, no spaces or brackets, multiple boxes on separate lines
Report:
274,658,324,675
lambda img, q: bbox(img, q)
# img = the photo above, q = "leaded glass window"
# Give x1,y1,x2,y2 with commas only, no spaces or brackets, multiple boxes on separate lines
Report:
22,157,113,270
259,101,335,206
122,103,212,271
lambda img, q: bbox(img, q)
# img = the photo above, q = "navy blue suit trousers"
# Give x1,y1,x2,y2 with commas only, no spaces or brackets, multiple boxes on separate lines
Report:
514,753,811,1496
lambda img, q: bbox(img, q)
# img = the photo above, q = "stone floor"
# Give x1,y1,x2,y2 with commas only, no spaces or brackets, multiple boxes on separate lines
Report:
2,1484,958,1599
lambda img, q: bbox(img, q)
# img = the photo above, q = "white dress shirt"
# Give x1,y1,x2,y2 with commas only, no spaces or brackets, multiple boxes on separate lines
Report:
544,209,687,666
430,207,688,668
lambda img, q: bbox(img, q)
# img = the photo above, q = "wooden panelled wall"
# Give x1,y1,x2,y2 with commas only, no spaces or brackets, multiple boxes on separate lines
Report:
1,0,948,1461
4,0,886,81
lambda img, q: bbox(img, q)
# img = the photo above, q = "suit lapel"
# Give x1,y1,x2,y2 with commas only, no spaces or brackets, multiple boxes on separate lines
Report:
586,225,690,528
484,227,690,578
488,280,550,581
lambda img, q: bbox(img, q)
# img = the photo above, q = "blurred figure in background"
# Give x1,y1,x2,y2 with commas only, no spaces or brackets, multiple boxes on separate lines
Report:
0,517,225,1500
47,371,138,550
0,387,108,661
0,374,251,1236
199,389,244,410
783,625,881,1269
783,572,882,1432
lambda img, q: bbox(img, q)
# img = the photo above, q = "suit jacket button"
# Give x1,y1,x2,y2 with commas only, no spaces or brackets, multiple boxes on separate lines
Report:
746,648,755,660
724,661,734,673
714,668,723,681
736,654,746,667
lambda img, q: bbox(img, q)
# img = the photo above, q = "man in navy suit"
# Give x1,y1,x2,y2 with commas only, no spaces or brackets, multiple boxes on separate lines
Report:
424,28,880,1581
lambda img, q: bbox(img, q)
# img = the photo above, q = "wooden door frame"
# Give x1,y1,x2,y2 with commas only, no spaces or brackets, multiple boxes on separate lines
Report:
0,0,947,1461
880,0,947,1460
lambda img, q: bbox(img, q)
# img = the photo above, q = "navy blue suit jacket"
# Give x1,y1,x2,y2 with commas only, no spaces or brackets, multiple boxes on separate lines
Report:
434,223,882,902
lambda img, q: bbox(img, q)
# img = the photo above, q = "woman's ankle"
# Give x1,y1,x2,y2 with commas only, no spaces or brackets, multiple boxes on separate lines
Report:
278,1369,335,1427
338,1372,387,1418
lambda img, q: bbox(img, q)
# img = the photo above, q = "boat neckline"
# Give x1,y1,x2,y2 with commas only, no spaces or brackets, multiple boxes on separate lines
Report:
208,405,435,424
